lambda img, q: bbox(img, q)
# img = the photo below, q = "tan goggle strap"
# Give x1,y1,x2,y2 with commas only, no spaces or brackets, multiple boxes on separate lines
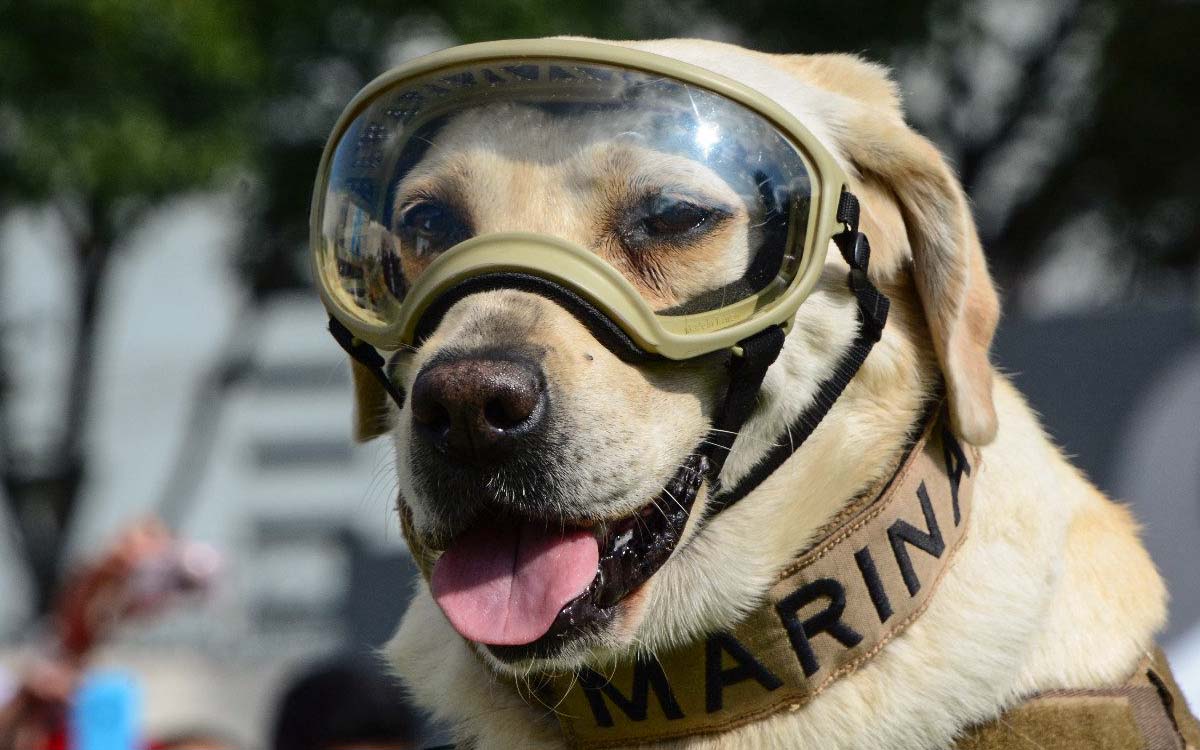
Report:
411,271,652,364
539,408,977,749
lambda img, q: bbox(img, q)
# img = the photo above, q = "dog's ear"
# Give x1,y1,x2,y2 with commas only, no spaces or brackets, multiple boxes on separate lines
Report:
855,122,1000,446
774,54,1000,445
350,358,392,442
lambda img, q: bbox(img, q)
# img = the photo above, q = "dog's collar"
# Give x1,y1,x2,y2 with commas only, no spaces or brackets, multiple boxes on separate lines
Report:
523,404,978,749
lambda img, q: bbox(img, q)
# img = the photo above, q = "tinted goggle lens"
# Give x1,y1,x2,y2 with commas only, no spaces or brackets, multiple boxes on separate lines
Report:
315,58,815,344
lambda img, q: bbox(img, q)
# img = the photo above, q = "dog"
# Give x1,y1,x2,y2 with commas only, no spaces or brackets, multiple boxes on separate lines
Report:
337,38,1190,748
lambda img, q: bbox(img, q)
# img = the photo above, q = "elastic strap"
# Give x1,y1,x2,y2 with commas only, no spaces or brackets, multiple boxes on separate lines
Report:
700,325,787,481
413,272,653,363
702,188,889,520
328,316,407,409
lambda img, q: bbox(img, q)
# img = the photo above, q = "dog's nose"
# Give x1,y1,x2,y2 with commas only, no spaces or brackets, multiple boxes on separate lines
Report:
410,354,547,463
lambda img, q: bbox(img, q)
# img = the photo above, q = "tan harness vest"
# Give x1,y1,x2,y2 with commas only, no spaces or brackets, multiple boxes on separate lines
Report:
405,408,1200,749
958,648,1200,750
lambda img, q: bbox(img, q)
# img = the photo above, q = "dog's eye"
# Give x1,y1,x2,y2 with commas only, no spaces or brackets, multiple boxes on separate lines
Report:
618,195,729,253
641,197,714,237
397,198,472,256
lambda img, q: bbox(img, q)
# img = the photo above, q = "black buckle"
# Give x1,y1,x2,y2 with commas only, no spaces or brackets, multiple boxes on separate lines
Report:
832,211,888,343
835,229,871,272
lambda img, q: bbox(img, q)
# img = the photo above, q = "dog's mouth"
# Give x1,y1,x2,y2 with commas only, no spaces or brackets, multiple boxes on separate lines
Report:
428,453,709,663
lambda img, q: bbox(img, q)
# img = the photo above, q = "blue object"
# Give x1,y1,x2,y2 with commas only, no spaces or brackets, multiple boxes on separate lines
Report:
70,670,142,750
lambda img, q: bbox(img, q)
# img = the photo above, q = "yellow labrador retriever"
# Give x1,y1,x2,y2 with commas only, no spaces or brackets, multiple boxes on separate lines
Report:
338,38,1194,749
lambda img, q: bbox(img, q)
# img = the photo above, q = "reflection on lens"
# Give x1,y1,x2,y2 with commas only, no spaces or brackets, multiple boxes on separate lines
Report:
316,58,812,326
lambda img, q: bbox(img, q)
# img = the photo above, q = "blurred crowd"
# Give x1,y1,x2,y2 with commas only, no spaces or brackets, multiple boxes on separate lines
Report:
0,520,427,750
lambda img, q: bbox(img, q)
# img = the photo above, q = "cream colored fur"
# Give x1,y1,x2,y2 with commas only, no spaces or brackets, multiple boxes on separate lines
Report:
370,38,1168,749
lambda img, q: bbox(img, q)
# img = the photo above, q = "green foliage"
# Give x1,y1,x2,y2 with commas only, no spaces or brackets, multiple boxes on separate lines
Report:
0,0,258,231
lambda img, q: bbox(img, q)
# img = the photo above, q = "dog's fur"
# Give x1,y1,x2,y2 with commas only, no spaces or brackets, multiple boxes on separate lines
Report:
348,39,1167,748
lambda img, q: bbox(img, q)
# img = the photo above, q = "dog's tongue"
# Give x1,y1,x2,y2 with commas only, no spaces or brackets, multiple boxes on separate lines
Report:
430,520,599,646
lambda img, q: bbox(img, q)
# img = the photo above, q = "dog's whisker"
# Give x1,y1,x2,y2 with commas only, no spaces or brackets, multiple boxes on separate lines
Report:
994,716,1052,750
706,427,785,447
542,670,579,717
648,497,669,523
699,439,737,453
627,636,664,677
361,455,400,513
662,487,687,514
633,511,654,537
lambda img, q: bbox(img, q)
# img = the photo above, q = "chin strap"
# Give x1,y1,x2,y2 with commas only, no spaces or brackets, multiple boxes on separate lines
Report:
700,189,889,521
698,324,787,482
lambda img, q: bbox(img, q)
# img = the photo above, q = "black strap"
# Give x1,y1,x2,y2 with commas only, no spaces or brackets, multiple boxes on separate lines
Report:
700,325,787,481
837,189,861,227
413,271,653,364
328,316,407,409
702,189,889,519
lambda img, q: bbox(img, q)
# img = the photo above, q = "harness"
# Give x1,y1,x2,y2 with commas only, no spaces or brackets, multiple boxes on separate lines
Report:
958,649,1200,750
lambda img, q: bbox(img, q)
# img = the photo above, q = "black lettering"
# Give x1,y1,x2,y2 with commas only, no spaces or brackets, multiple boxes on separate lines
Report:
437,71,477,90
941,427,971,526
549,65,577,81
704,632,783,713
481,68,506,85
888,482,945,596
384,90,425,123
776,578,863,678
578,657,684,727
854,546,894,623
502,63,540,81
574,65,614,82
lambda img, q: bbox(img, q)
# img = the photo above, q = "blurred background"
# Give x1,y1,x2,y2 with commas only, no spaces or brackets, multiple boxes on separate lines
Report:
1,0,1198,746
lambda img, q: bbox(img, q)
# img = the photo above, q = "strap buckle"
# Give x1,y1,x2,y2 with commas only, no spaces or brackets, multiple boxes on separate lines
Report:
832,202,888,344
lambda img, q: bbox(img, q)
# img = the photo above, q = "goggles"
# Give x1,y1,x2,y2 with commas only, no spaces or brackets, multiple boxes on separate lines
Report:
311,39,851,360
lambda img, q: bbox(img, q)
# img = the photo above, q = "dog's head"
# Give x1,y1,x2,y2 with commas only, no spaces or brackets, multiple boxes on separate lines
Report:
349,39,1000,674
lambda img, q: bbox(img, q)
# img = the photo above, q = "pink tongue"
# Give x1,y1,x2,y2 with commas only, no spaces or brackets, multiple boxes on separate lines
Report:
431,521,600,646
